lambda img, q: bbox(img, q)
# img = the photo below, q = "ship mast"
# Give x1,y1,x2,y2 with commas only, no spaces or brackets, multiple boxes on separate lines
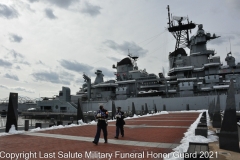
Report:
167,5,196,50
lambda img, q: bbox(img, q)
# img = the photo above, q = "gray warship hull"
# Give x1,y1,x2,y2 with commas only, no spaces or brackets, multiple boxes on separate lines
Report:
0,103,37,113
80,94,240,113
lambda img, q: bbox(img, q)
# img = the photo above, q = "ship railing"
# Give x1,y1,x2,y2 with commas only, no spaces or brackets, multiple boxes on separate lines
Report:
206,48,215,52
114,71,129,75
60,110,67,113
151,91,230,99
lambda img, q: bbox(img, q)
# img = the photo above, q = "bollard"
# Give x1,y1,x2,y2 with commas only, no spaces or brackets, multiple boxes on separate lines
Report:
49,118,55,127
238,123,240,142
24,120,29,131
68,117,74,125
57,121,63,126
163,105,166,111
50,118,55,124
70,117,73,123
35,123,42,128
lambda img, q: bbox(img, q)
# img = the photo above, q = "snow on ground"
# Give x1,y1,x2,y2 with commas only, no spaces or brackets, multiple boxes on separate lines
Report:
0,111,169,136
125,111,169,120
9,125,24,134
171,110,205,113
0,125,24,136
164,110,218,160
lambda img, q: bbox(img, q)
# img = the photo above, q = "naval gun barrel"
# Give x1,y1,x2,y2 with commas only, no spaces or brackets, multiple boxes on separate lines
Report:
165,76,177,81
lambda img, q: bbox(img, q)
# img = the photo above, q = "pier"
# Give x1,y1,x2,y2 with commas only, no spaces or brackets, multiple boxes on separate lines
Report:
1,111,239,160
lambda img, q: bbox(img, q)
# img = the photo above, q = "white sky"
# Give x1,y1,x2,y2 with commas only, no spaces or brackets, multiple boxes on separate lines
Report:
0,0,240,99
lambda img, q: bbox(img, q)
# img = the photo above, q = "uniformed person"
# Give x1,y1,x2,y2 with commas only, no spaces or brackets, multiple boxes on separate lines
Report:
114,107,125,139
92,105,108,145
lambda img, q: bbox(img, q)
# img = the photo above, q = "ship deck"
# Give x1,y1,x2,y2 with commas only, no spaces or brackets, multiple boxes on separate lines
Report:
0,112,239,160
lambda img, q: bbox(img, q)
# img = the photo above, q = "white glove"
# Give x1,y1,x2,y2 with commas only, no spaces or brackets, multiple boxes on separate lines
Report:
115,115,121,118
97,113,101,117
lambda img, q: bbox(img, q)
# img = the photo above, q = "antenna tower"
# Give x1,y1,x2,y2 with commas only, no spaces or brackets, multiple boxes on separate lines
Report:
167,5,196,50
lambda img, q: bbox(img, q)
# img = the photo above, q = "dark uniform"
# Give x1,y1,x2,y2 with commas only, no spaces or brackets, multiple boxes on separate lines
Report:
92,106,108,145
114,107,125,139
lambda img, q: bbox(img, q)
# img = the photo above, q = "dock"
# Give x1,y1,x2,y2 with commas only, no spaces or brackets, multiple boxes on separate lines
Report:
0,112,239,160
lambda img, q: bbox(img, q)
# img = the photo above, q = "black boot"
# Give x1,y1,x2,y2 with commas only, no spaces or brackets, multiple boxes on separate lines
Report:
104,136,107,143
92,141,98,145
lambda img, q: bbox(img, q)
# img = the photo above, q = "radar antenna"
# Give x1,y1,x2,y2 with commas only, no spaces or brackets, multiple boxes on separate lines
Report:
229,38,232,53
167,5,196,50
128,49,139,70
128,49,139,61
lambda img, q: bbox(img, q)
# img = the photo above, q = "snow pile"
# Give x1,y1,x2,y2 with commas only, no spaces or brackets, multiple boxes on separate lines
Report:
30,119,88,132
30,127,42,132
0,125,24,136
125,111,169,120
0,132,9,136
30,122,87,132
143,111,169,116
107,119,116,122
165,110,218,160
30,125,65,132
133,114,141,118
124,114,139,120
0,118,114,136
88,120,97,125
168,110,204,113
159,111,169,114
78,119,84,125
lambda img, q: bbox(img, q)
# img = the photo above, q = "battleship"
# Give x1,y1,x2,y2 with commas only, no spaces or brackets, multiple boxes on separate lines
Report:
3,6,240,115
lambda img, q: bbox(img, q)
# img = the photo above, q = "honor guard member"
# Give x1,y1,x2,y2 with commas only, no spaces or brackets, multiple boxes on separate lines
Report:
92,105,108,145
114,107,125,139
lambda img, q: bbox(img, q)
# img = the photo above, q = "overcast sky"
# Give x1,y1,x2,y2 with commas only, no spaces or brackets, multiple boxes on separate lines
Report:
0,0,240,99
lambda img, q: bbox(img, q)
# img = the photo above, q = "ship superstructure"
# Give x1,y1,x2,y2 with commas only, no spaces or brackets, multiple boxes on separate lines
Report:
35,6,240,113
78,15,240,100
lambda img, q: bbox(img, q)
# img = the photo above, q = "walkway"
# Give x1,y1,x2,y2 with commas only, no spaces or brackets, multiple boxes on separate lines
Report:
0,112,200,160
